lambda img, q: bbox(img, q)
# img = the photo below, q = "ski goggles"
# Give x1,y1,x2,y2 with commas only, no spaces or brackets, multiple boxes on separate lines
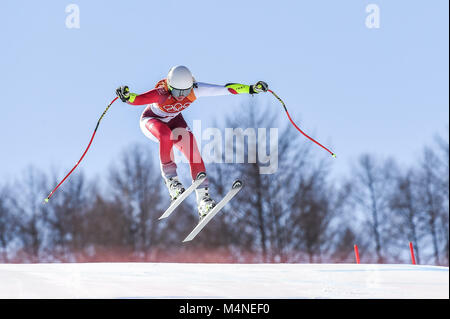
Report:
168,84,193,98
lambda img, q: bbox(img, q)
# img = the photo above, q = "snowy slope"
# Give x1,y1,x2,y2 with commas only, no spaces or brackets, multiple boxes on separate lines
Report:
0,263,447,299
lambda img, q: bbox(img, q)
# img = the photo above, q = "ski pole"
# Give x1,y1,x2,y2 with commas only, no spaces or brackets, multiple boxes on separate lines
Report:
44,97,118,203
268,89,336,158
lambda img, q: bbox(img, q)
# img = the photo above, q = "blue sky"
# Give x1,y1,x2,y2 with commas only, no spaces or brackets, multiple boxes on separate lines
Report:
0,0,448,187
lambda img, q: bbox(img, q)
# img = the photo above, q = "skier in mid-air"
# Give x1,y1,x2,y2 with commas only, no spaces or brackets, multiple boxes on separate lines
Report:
116,65,268,219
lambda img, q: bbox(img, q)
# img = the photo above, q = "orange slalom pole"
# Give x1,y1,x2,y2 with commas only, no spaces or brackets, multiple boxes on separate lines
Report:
409,242,416,265
354,244,360,264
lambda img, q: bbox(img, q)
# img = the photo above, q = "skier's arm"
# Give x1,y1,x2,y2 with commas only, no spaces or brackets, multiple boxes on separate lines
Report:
127,89,161,105
194,81,268,98
116,86,161,105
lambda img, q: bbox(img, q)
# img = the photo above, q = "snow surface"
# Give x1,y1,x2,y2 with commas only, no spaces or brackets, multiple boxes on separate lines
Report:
0,263,447,299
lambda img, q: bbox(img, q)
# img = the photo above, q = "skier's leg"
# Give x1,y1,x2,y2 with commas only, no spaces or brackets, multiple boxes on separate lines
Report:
169,115,207,186
169,115,215,218
141,118,185,200
143,118,177,178
173,129,215,218
175,133,206,183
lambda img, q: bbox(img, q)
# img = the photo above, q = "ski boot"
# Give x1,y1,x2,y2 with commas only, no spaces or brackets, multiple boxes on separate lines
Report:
195,188,216,221
164,176,185,201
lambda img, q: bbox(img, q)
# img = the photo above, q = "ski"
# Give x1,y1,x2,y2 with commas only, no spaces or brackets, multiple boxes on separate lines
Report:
182,179,243,242
158,172,207,220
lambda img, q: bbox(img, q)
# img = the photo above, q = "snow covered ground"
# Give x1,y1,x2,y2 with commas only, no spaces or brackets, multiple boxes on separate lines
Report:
0,263,447,299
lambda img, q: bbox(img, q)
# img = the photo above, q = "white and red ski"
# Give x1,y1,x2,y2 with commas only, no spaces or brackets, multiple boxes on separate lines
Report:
182,179,243,242
158,172,207,220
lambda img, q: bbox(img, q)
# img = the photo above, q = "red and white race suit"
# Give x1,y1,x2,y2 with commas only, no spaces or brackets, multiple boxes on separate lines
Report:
127,79,238,185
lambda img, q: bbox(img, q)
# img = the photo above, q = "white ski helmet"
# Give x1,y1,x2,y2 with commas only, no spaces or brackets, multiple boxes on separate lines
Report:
167,65,194,90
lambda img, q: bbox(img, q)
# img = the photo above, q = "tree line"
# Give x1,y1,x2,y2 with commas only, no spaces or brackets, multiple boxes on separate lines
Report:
0,104,448,265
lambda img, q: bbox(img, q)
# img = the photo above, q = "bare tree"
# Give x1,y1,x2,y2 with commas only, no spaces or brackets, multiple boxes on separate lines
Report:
289,161,346,263
416,146,448,265
388,169,423,264
351,155,398,263
81,193,137,262
44,171,95,261
331,226,358,263
8,167,50,262
0,185,14,262
434,131,449,265
107,144,189,259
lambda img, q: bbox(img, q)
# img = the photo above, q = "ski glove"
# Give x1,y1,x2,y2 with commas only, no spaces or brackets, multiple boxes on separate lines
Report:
116,85,130,102
250,81,269,94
